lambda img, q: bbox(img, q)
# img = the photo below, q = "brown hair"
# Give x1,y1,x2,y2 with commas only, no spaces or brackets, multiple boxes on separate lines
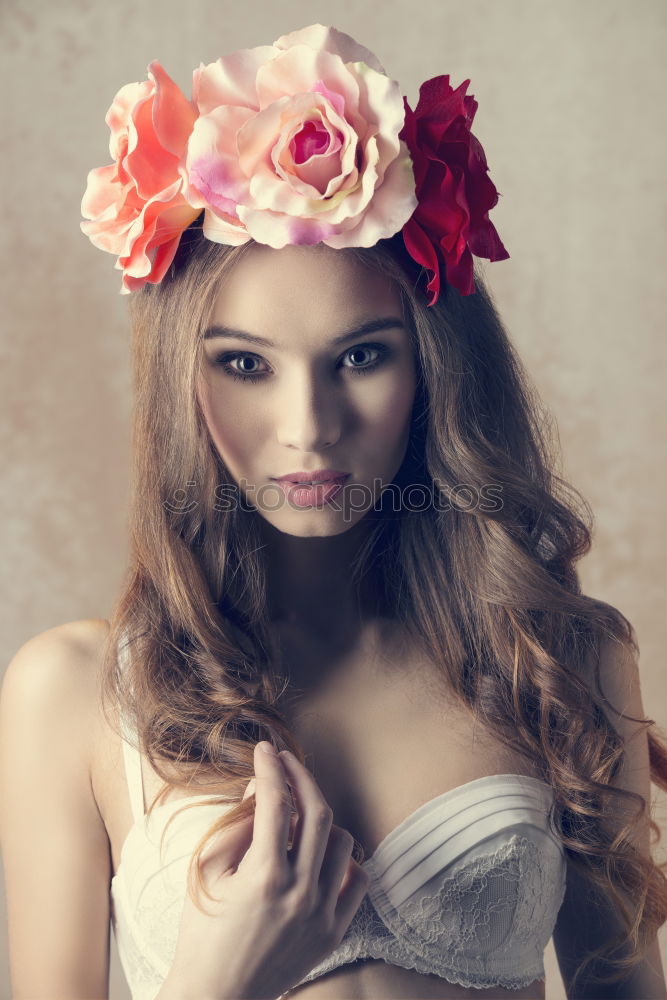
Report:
101,218,667,995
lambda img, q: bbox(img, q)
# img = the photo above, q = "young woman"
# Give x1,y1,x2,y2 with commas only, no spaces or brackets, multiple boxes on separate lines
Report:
1,23,666,1000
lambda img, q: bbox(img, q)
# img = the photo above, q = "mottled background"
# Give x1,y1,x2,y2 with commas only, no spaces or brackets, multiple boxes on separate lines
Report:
1,0,665,996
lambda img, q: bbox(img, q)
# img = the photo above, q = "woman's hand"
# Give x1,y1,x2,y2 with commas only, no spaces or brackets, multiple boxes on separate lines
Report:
159,741,371,1000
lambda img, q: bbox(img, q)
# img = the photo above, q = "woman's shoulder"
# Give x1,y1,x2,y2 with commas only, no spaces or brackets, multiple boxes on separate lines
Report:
578,618,641,719
1,616,114,835
8,616,110,653
2,618,111,726
5,615,111,666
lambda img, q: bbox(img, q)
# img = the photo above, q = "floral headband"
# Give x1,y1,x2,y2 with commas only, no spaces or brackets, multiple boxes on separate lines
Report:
80,23,509,305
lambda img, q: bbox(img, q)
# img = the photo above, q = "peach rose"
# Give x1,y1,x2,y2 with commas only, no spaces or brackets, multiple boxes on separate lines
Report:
184,24,417,249
80,61,199,293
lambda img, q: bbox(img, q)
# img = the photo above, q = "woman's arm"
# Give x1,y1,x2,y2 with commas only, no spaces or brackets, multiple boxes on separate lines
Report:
0,622,112,999
553,631,667,999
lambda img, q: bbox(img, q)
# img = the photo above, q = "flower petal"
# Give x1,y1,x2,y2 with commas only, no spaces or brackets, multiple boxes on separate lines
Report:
81,164,123,220
239,202,336,248
148,59,197,156
201,207,251,245
273,23,386,74
324,140,417,247
120,194,198,280
255,45,362,128
193,46,275,114
186,104,253,214
105,80,152,160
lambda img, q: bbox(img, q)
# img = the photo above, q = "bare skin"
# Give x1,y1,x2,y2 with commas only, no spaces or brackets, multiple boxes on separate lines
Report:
100,244,548,997
92,611,547,999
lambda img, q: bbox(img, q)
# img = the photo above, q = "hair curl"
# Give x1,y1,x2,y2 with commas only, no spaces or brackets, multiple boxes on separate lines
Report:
101,217,667,996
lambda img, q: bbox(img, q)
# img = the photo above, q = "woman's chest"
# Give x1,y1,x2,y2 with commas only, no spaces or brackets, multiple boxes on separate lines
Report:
273,633,541,859
273,641,550,999
96,619,542,869
95,631,550,1000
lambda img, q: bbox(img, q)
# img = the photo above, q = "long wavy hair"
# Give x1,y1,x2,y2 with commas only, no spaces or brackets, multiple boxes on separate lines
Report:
100,218,667,995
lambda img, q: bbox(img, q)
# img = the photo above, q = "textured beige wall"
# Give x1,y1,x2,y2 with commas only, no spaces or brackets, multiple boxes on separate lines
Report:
1,0,665,997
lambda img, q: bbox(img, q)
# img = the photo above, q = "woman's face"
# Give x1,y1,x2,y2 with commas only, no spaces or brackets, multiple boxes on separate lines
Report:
197,243,417,537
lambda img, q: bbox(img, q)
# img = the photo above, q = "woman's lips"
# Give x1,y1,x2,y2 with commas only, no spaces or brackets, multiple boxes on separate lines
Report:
272,469,349,484
272,474,349,509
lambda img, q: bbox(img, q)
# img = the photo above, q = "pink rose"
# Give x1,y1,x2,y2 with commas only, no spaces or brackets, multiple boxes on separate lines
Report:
80,61,199,293
184,24,417,249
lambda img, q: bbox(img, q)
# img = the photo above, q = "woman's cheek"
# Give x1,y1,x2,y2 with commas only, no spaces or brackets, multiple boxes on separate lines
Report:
198,381,257,474
362,368,416,443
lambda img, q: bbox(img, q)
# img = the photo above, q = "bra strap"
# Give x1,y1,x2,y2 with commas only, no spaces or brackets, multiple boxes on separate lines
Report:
117,636,146,823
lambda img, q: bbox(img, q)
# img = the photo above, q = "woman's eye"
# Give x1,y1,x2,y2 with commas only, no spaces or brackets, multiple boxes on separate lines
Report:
213,343,390,383
213,352,269,382
340,344,386,374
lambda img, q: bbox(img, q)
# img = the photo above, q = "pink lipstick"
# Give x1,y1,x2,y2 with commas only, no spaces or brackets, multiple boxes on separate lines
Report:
271,469,350,509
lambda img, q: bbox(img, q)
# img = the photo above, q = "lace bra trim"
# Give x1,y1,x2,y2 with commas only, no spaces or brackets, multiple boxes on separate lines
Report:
283,831,567,995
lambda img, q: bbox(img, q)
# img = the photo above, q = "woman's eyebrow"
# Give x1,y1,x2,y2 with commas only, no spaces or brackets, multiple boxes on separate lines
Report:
202,316,405,348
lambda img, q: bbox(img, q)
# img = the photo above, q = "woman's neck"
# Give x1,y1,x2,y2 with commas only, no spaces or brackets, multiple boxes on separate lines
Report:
259,516,382,636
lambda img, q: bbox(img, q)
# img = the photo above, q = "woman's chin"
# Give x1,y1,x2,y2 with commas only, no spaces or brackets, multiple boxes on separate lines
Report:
260,512,366,538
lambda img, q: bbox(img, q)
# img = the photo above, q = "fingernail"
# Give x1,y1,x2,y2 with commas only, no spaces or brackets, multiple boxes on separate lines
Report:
242,778,256,800
259,740,276,755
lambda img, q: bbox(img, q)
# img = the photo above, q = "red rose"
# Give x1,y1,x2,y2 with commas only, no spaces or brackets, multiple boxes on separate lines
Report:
399,75,509,303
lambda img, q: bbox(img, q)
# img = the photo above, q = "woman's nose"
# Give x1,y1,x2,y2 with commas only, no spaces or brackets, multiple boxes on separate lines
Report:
274,373,343,452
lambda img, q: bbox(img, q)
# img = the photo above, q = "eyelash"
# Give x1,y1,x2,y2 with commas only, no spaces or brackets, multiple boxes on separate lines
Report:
213,343,391,383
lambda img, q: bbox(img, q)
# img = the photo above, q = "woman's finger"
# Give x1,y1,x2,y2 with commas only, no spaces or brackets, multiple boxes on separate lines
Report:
317,825,357,911
199,804,255,882
332,861,372,936
250,741,293,869
278,749,333,881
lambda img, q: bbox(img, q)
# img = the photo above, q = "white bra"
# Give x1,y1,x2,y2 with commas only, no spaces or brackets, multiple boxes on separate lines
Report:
110,640,567,1000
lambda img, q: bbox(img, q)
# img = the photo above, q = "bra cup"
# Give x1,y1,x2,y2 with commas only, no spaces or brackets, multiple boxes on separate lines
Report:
352,827,566,988
366,826,566,961
280,825,567,995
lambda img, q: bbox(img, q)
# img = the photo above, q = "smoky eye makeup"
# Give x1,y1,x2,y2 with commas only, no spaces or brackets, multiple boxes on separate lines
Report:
209,341,396,383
